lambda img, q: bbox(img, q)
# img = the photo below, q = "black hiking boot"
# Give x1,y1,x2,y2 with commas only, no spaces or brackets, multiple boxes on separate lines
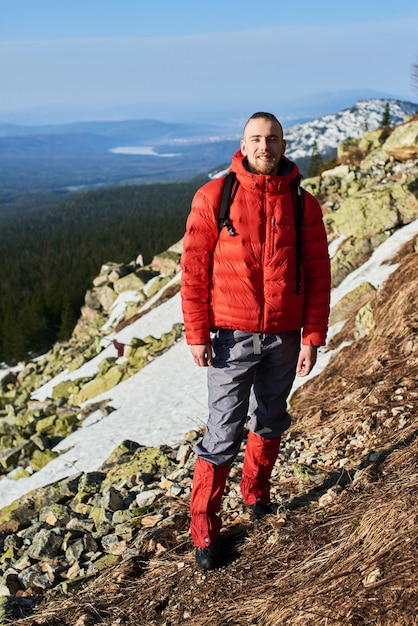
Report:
248,502,278,519
195,544,220,570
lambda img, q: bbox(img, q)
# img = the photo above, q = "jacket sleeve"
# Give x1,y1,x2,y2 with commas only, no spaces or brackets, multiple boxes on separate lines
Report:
180,182,221,345
300,192,331,346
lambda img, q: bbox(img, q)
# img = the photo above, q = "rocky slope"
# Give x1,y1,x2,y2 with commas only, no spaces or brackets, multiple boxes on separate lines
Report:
0,115,417,624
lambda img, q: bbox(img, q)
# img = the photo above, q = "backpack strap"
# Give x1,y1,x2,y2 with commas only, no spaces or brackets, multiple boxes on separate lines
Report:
218,172,239,236
290,179,305,295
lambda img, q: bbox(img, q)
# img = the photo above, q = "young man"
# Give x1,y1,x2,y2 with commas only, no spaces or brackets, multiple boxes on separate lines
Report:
181,112,331,570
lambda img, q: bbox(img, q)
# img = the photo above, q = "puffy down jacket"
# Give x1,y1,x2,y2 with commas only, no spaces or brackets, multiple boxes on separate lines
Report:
181,150,331,347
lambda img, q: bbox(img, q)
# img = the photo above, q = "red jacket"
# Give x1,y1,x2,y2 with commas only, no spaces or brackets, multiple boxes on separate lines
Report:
181,150,331,346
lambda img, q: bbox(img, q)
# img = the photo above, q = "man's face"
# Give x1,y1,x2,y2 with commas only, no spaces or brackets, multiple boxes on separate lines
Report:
240,117,286,175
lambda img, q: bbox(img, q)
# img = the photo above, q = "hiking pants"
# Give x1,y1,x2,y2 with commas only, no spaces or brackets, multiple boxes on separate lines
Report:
194,329,300,466
190,330,299,546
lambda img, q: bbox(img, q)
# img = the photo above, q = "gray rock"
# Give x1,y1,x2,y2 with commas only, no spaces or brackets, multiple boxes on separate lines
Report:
26,528,64,560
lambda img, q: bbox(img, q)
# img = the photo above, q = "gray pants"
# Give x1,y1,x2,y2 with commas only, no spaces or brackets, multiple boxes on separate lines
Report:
195,329,300,466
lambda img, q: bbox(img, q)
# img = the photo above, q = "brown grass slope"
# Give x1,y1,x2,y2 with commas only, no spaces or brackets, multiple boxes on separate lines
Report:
9,250,418,625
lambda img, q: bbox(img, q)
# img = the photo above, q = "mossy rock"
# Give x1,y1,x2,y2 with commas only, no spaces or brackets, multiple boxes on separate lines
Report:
98,357,118,374
90,505,111,531
382,120,418,159
355,302,376,339
143,274,171,298
67,353,86,373
54,412,80,436
100,440,142,470
329,282,376,326
35,414,57,435
14,411,37,433
30,449,60,472
104,446,174,486
73,365,125,404
0,435,15,450
90,553,120,572
330,235,378,288
357,128,389,152
329,188,401,238
113,272,146,294
0,441,35,472
75,471,106,504
11,468,32,480
51,377,91,401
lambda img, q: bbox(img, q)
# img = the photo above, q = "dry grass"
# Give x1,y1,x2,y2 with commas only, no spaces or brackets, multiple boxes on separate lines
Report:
7,252,418,626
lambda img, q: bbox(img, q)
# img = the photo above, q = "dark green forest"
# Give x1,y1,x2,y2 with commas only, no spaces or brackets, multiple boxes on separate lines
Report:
0,179,205,364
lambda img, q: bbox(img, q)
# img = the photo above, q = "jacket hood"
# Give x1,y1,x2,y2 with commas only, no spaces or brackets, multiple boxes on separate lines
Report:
230,150,302,187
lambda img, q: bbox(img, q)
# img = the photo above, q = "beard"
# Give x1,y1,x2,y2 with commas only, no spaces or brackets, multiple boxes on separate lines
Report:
248,153,279,175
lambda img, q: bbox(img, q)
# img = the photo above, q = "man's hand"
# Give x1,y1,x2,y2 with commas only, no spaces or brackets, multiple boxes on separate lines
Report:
296,345,318,377
190,344,213,367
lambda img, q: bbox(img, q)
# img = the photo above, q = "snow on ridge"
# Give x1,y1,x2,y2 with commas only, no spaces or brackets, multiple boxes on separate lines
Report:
285,98,418,160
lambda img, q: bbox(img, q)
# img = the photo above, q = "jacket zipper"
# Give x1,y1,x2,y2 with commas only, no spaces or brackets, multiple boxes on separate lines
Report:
260,179,269,330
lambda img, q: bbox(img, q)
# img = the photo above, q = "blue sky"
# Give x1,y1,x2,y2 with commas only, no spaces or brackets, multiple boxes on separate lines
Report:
1,0,418,124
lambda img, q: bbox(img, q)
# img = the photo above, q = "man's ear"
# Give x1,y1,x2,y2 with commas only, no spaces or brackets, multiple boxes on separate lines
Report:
282,139,286,154
240,139,247,156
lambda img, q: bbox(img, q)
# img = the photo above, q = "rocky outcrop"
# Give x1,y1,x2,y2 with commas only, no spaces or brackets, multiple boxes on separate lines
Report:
0,241,183,481
0,434,197,599
304,116,418,288
73,241,182,343
383,120,418,159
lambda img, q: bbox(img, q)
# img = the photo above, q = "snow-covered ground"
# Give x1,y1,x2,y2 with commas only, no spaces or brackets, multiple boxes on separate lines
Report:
0,219,417,509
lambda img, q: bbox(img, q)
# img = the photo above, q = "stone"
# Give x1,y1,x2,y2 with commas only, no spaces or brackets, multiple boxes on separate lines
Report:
73,366,125,404
383,120,418,160
94,285,118,311
113,273,146,294
75,472,106,502
354,302,376,339
26,528,64,560
101,486,125,512
151,249,181,274
329,282,376,326
101,534,127,555
39,504,71,527
140,514,164,528
30,449,59,472
17,563,56,591
135,489,160,508
90,506,113,533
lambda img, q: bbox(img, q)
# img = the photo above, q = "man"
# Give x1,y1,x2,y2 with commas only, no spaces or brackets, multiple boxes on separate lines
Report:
181,112,331,570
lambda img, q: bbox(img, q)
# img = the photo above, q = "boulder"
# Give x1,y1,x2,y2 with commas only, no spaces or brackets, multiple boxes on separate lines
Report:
382,119,418,160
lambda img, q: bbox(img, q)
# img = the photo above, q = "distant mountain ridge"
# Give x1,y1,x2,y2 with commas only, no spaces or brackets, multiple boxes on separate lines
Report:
0,98,416,202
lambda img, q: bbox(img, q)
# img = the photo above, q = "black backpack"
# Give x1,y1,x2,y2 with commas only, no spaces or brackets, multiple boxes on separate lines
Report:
217,172,305,294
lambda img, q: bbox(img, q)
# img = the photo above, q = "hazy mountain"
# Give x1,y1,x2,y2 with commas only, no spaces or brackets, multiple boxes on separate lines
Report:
0,98,416,204
0,87,405,126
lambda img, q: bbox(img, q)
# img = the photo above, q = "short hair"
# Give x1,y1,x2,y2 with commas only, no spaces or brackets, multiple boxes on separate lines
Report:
244,112,283,136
